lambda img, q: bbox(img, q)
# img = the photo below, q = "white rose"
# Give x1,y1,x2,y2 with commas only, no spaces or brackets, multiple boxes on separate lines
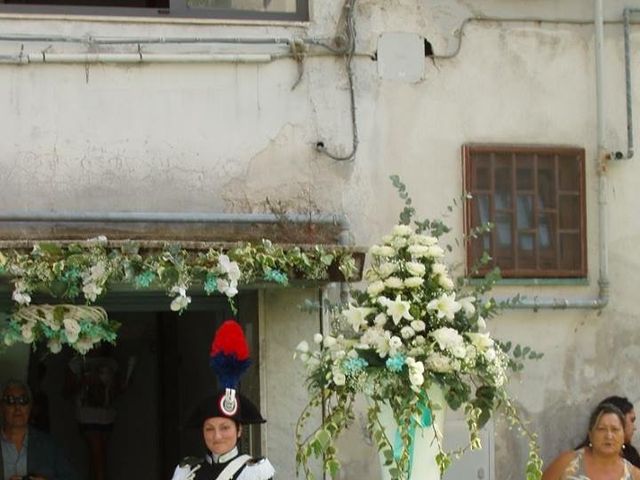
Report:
451,344,467,359
409,372,425,388
361,327,382,346
48,338,62,354
75,337,95,355
389,336,403,350
406,262,426,277
404,277,424,288
63,318,81,343
332,370,346,386
407,245,429,257
438,275,455,290
484,348,497,362
392,225,413,237
431,327,465,352
410,320,426,332
400,326,415,339
426,245,445,258
413,335,426,346
323,336,337,348
374,313,388,327
384,276,404,289
391,236,408,249
413,234,438,246
432,263,448,277
21,324,35,343
406,357,425,374
83,282,103,302
426,352,455,373
296,340,310,353
377,262,398,279
313,333,323,344
367,280,386,296
376,246,396,258
170,294,191,312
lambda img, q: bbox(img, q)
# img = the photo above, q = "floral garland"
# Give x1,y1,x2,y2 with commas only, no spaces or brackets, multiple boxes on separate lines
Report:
3,304,119,355
294,188,542,479
0,237,360,354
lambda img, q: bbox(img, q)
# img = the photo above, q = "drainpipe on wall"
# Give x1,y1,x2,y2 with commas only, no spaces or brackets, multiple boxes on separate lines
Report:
494,0,610,310
622,7,639,160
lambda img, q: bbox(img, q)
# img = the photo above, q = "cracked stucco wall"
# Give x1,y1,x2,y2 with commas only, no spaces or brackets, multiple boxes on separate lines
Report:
2,0,640,478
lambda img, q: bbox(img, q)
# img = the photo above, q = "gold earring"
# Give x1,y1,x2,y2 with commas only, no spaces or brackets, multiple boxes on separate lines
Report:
589,442,593,447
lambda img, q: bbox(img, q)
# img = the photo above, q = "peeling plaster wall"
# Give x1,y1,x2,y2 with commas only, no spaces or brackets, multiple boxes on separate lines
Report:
2,0,640,478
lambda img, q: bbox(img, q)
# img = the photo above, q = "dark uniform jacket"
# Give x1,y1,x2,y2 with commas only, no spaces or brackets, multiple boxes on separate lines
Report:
175,447,274,480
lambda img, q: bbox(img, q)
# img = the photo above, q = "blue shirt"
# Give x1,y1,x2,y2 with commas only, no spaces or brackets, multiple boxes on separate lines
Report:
1,429,28,478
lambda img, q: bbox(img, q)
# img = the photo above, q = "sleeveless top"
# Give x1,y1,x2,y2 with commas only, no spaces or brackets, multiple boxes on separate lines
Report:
563,448,633,480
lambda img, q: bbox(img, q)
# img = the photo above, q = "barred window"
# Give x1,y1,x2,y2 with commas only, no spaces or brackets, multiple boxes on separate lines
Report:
463,144,587,278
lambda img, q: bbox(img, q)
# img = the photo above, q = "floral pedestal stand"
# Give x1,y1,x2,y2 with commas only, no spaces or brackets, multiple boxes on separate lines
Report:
377,385,446,480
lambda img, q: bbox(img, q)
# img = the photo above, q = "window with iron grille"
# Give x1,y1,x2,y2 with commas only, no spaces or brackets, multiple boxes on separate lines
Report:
0,0,308,21
463,144,587,278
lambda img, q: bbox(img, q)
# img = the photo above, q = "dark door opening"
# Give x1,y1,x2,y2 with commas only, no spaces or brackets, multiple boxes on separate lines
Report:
26,291,260,480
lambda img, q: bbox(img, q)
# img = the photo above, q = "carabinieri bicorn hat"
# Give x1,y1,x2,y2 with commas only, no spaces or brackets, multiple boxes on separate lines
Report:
186,320,266,427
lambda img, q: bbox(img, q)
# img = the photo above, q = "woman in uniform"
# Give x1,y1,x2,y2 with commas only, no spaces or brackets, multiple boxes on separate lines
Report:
171,320,274,480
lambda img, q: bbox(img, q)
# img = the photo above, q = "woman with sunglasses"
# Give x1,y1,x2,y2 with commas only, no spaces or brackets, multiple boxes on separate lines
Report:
0,379,78,480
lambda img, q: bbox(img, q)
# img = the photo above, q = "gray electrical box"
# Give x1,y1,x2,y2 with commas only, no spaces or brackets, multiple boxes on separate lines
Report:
377,32,425,82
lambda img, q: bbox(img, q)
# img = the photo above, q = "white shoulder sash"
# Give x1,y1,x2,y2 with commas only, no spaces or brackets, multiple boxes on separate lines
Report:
217,454,252,480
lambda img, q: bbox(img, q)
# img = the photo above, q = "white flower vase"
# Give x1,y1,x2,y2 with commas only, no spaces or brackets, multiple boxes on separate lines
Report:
376,384,446,480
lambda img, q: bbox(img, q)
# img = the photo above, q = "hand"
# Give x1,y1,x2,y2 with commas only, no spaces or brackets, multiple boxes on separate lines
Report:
171,464,201,480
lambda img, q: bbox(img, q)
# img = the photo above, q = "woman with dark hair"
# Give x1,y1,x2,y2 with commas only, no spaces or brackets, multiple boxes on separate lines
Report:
543,402,640,480
170,320,274,480
599,396,639,467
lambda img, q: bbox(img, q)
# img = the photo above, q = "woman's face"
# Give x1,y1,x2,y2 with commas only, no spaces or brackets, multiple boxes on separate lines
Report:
203,417,241,455
624,409,637,443
589,412,625,456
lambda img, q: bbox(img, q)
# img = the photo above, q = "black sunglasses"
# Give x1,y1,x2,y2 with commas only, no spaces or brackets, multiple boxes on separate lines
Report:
2,395,30,406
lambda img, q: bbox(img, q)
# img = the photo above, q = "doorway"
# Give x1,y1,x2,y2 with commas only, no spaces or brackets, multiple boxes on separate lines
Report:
26,291,260,480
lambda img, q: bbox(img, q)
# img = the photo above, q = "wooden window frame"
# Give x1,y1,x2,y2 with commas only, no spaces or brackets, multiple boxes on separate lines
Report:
0,0,309,21
463,144,587,278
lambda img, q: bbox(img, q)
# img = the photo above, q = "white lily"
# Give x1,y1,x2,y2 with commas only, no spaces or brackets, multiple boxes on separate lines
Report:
381,294,414,325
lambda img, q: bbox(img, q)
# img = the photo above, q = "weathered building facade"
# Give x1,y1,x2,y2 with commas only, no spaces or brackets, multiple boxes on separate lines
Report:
1,0,640,478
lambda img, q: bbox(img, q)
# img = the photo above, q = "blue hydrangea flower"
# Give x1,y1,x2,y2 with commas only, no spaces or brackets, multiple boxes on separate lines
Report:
134,270,155,289
204,273,218,295
62,267,81,282
343,356,368,376
264,268,288,286
386,354,406,373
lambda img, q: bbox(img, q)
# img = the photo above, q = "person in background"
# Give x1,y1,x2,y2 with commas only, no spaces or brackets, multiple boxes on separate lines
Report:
0,379,78,480
65,343,134,480
543,402,640,480
574,396,640,468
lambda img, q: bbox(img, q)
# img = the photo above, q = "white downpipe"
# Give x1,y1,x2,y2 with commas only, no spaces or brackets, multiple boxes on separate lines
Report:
495,0,609,310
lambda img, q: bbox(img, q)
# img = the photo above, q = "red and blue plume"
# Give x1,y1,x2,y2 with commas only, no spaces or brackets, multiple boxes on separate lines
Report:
209,320,251,390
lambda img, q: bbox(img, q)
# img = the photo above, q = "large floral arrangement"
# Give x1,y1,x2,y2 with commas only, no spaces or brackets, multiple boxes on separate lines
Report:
295,181,542,480
0,238,361,354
